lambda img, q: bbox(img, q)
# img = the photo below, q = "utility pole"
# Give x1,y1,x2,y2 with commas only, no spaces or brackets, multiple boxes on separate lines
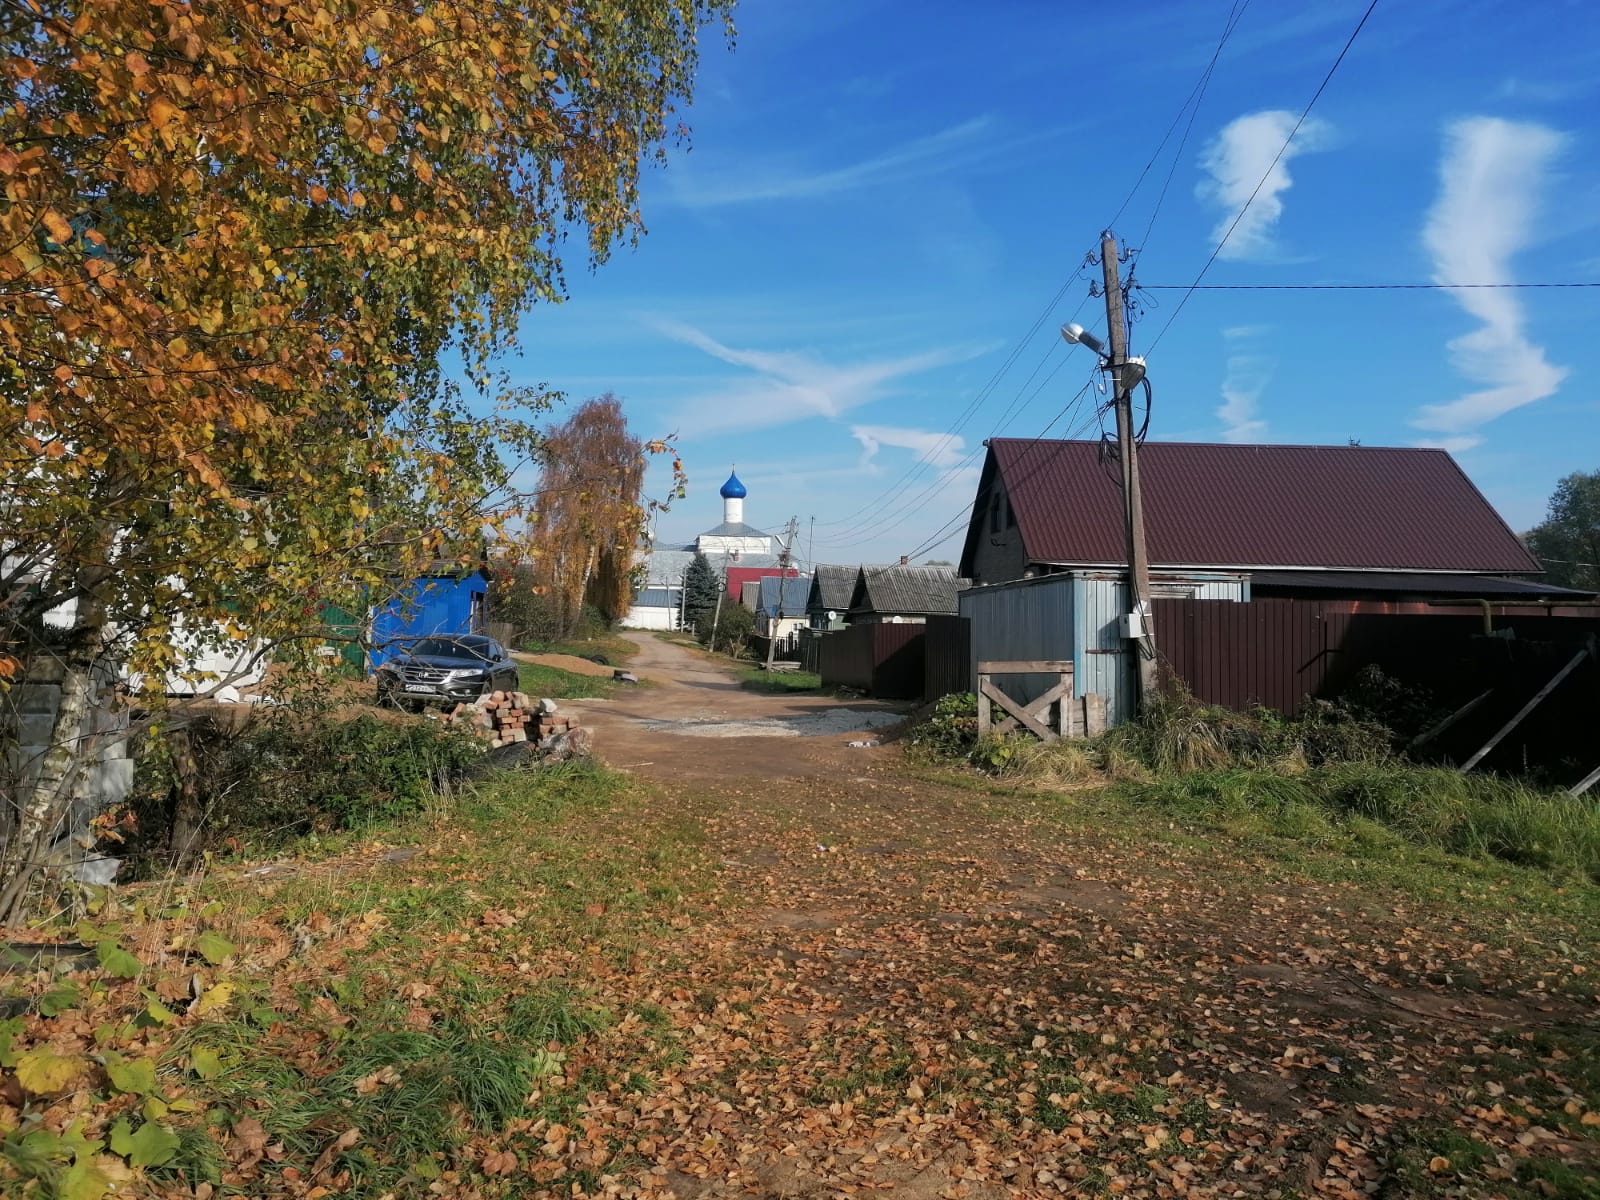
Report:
765,517,801,672
1100,231,1158,709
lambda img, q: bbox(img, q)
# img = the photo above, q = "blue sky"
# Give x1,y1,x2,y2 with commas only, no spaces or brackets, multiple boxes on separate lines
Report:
505,0,1600,567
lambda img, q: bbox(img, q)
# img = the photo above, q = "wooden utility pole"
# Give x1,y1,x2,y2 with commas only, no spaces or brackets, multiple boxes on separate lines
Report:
1101,231,1158,709
765,517,801,672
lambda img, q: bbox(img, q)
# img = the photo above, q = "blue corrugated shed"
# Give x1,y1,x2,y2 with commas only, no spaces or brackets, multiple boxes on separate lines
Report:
757,574,812,616
369,568,489,670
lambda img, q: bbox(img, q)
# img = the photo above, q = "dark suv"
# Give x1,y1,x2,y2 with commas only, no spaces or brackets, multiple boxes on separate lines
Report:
374,635,519,710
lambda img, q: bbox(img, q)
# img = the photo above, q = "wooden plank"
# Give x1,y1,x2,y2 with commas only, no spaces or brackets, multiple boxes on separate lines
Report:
977,660,1074,676
976,673,992,738
1083,693,1107,738
1461,645,1591,773
978,678,1058,742
1570,763,1600,798
1407,689,1492,750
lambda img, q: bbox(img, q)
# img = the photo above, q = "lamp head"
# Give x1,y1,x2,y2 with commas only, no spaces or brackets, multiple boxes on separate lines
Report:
1060,322,1106,356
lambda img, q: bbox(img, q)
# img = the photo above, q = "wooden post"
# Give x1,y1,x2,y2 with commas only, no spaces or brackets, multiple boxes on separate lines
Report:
1407,689,1493,750
976,661,1074,741
1569,763,1600,798
1101,232,1157,713
1460,644,1591,773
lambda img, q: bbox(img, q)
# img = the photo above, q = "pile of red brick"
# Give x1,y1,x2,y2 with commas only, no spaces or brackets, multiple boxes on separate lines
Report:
444,691,579,749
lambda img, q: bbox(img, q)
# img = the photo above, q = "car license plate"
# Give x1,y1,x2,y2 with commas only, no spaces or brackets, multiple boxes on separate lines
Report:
404,683,435,693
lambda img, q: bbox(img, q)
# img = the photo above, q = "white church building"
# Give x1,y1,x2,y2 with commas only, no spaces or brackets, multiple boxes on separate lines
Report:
621,470,782,630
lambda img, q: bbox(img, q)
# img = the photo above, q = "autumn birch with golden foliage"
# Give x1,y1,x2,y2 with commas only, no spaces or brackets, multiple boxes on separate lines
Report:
0,0,732,918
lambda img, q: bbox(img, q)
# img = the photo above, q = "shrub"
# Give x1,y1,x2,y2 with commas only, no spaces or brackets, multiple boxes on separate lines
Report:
126,713,483,869
697,602,753,653
906,693,979,759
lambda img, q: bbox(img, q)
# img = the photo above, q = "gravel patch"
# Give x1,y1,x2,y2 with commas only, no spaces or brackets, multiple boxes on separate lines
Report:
639,708,902,739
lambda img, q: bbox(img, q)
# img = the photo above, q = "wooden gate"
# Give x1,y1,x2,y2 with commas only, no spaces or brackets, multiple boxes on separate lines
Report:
976,660,1106,741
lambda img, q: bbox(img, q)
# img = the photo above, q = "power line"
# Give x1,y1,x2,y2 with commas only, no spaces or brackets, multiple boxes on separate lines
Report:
899,376,1103,563
1135,281,1600,290
816,0,1258,548
811,272,1088,531
1144,0,1380,358
1133,0,1251,257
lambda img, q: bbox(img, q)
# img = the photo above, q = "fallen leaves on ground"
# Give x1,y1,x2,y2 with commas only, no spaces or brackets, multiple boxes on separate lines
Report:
2,764,1596,1199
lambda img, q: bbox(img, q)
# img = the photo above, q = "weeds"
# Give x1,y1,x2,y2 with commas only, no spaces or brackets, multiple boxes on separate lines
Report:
913,688,1598,880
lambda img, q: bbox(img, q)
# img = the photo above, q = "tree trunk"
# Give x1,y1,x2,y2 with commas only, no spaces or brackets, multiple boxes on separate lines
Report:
0,590,109,924
167,725,206,869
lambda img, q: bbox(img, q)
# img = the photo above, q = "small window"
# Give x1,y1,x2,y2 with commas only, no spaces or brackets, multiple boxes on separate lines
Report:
1005,496,1016,529
989,493,1002,534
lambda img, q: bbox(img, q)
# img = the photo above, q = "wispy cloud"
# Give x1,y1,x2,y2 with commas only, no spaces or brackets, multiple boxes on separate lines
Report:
668,116,1081,208
1494,76,1596,104
1216,326,1272,442
647,316,992,435
1197,110,1332,261
1412,117,1569,450
850,425,967,470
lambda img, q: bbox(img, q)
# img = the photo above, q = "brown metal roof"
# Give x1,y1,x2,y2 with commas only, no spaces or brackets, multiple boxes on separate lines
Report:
969,439,1540,574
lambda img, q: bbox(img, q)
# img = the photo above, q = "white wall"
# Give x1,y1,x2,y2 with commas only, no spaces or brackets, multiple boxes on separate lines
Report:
621,604,678,631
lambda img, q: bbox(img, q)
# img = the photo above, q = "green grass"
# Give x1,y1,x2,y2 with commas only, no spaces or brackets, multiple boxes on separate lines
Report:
515,660,619,699
156,762,705,1198
738,668,821,693
521,632,638,663
1115,763,1600,880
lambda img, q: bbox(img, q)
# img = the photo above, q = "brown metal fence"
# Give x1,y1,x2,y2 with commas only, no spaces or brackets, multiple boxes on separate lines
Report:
1153,597,1600,780
818,622,927,699
1153,598,1351,714
1155,598,1600,714
923,614,972,699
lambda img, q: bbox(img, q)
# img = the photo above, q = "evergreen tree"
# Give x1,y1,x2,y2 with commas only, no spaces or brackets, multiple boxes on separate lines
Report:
683,552,721,630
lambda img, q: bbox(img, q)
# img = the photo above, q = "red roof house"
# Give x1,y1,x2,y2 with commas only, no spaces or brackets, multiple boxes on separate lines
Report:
958,439,1570,602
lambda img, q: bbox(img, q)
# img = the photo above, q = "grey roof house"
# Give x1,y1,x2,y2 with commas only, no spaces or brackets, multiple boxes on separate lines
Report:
847,564,961,624
806,565,858,629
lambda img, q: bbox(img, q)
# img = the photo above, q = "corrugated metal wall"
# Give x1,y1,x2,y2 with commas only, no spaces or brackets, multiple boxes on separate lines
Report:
958,576,1075,708
960,572,1248,726
818,623,926,698
923,614,971,698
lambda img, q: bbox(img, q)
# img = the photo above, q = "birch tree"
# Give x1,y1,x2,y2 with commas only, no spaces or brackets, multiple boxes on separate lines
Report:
0,0,732,917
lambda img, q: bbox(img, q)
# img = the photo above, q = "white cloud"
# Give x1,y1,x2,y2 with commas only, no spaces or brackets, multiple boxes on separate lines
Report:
1417,435,1483,454
1413,117,1569,439
1197,110,1332,261
1217,354,1272,442
850,425,966,470
670,117,994,207
646,316,993,435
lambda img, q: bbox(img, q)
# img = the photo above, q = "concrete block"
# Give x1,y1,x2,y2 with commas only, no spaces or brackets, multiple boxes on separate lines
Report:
14,682,63,714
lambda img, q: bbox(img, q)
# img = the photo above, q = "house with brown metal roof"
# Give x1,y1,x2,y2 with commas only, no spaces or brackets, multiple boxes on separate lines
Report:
958,439,1577,603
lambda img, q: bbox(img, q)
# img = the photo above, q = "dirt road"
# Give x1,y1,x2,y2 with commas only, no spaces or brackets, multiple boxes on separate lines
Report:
566,632,908,781
550,635,1597,1199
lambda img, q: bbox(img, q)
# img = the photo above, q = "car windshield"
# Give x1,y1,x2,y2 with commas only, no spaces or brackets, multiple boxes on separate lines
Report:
403,637,493,661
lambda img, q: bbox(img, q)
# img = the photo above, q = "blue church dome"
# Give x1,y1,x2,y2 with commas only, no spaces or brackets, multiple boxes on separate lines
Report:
719,470,748,500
